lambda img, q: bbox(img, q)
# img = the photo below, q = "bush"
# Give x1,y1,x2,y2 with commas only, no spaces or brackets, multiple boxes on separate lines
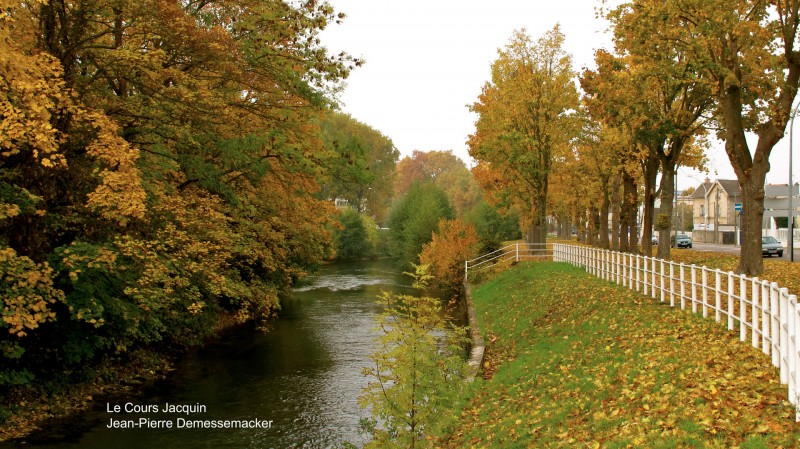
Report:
334,208,373,260
464,200,521,254
387,182,453,266
420,219,481,295
359,265,467,448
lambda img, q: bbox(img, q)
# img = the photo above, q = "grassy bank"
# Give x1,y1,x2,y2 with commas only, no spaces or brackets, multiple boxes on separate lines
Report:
437,262,800,448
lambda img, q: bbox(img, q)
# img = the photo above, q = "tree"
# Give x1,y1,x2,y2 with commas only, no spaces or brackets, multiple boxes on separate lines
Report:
387,183,454,267
580,50,650,253
0,0,356,393
394,150,481,216
319,112,399,223
464,199,522,253
419,219,480,296
613,0,800,275
469,26,580,245
359,266,466,449
607,1,712,259
333,208,372,260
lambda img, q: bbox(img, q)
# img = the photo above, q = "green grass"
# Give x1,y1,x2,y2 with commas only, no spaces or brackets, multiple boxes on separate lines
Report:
435,262,800,448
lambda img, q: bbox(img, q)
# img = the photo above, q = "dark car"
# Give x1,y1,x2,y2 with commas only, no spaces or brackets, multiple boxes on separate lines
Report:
762,236,784,257
671,233,692,248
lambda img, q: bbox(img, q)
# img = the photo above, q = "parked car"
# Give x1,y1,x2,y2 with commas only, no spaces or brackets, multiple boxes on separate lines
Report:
761,236,784,257
671,233,692,248
651,236,658,245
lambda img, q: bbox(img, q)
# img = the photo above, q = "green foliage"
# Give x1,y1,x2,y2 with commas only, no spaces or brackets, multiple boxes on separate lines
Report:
388,183,454,266
359,265,467,448
319,112,399,223
464,200,521,254
334,208,373,260
0,0,349,403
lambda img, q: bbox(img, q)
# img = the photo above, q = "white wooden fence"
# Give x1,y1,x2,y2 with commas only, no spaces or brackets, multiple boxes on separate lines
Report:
464,243,552,281
552,243,800,420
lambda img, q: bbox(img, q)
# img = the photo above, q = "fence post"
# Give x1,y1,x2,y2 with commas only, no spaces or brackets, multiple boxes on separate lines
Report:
636,255,641,292
622,252,627,288
691,265,698,314
787,294,798,414
773,283,781,368
660,259,666,303
464,260,468,283
715,269,722,323
679,263,685,310
727,271,735,330
781,287,790,385
740,275,747,342
702,267,709,318
669,261,675,307
643,257,648,296
763,280,772,356
752,278,760,349
516,243,519,262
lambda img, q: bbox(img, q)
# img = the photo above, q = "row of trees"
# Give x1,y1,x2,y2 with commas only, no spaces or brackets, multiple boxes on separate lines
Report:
0,0,369,397
469,0,800,276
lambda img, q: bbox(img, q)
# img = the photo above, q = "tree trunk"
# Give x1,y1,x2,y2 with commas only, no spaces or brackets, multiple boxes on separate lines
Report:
611,173,621,250
656,161,675,259
641,156,659,255
526,192,548,246
619,171,636,253
599,176,610,249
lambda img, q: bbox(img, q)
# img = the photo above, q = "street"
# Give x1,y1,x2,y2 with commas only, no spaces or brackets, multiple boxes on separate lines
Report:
688,242,800,261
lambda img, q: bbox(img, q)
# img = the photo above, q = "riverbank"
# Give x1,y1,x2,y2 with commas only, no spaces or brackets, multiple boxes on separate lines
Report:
0,309,248,443
437,262,800,447
0,350,174,442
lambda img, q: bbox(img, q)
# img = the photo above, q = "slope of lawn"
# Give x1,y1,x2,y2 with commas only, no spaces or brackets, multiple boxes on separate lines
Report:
438,262,800,448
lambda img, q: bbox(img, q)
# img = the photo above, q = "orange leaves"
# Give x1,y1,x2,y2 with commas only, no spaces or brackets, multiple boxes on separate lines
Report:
83,111,146,225
0,19,67,166
420,218,480,294
0,247,64,337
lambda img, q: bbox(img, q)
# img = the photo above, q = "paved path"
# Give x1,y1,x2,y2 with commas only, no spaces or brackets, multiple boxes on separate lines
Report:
689,242,800,262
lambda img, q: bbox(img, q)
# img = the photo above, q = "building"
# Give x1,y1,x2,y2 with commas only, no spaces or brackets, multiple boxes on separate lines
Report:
692,179,741,244
763,183,800,228
692,180,799,244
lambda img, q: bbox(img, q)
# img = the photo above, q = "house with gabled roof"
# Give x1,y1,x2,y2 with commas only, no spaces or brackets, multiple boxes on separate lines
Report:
693,179,799,244
692,179,741,243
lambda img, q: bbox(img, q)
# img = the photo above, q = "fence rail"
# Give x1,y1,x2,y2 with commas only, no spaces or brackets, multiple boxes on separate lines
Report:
464,243,552,281
552,243,800,421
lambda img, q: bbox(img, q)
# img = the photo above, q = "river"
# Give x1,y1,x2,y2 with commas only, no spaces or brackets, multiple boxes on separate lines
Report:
15,259,424,449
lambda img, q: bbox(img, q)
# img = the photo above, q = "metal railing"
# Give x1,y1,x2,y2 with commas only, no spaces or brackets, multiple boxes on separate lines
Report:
464,243,552,281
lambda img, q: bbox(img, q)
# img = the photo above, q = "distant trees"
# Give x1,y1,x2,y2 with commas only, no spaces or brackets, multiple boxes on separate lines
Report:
319,112,399,224
394,150,482,216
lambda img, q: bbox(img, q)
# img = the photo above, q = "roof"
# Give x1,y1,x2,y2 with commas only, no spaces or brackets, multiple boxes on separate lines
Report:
717,179,741,196
764,184,800,198
689,182,712,199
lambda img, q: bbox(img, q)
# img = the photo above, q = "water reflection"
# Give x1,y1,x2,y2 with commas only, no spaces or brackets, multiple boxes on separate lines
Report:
15,259,414,449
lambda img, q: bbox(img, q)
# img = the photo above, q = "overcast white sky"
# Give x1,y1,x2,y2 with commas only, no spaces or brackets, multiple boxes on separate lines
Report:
319,0,798,191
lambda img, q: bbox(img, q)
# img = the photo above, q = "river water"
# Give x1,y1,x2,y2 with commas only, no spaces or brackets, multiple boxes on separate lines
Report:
18,259,421,449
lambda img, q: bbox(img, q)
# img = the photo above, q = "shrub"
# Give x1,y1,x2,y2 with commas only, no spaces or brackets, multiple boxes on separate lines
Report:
420,219,481,295
387,182,453,266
